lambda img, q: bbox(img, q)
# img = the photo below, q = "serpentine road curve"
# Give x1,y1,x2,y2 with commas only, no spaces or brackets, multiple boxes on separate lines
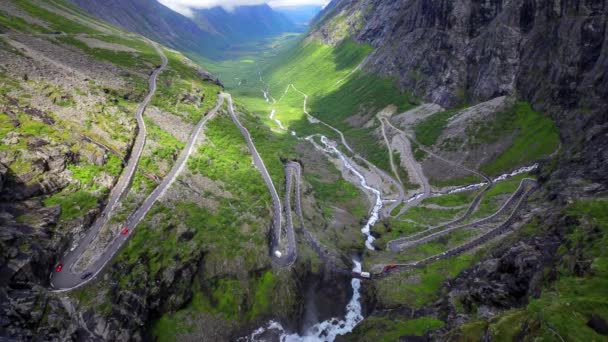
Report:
52,97,223,290
224,94,297,266
288,84,406,216
374,178,538,278
50,42,168,291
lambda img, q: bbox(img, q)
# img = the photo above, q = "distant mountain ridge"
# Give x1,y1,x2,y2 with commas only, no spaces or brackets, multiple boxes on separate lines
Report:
70,0,298,59
192,4,299,41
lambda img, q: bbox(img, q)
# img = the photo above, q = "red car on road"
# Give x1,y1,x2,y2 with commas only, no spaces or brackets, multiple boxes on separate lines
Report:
383,264,398,273
55,263,63,272
120,227,130,235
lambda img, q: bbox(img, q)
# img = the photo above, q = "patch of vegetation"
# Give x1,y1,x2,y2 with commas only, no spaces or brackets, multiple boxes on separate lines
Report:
306,168,367,218
392,152,417,189
422,190,478,208
467,173,532,221
0,10,50,33
44,190,101,222
394,229,477,263
152,49,221,123
151,271,279,341
349,316,444,341
68,154,122,189
130,120,185,194
58,36,159,69
411,141,428,162
36,83,75,107
480,102,559,175
0,71,22,96
400,206,465,227
414,107,461,147
187,115,273,200
374,219,428,247
70,280,113,317
373,254,476,308
17,0,99,34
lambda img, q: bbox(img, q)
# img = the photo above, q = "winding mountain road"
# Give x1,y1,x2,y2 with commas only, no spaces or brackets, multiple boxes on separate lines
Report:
373,178,538,277
383,118,489,183
242,76,540,281
380,117,492,218
387,178,535,252
223,93,297,266
285,85,537,278
50,42,168,290
289,84,406,215
379,117,404,186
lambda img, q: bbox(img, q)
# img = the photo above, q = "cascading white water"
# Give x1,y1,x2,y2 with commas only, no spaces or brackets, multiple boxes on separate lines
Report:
242,261,364,342
270,109,287,130
431,163,540,196
493,164,538,182
262,90,270,103
243,133,384,341
242,78,379,341
309,136,382,251
247,79,541,341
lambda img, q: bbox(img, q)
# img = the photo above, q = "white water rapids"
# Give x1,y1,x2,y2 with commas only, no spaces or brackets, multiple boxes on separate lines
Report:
242,261,364,342
305,135,382,251
269,109,287,130
243,134,383,341
440,163,539,195
244,81,386,340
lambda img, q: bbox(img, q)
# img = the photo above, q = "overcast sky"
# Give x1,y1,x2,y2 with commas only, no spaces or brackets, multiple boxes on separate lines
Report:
159,0,329,16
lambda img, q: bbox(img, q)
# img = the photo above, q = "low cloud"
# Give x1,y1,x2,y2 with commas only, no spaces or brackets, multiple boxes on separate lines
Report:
159,0,329,16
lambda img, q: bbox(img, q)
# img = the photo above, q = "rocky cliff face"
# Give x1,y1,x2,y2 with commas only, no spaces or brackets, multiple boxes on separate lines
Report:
312,0,607,204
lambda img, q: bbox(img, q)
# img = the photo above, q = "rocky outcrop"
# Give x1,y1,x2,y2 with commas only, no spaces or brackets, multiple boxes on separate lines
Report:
0,163,6,193
443,235,561,318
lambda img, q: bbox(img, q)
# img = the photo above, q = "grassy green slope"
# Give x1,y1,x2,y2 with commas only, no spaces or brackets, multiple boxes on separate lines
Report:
414,101,559,176
223,39,418,174
480,102,559,175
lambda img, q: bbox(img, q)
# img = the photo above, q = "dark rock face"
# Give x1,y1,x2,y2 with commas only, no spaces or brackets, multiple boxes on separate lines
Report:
588,314,608,335
0,163,6,193
446,235,561,315
314,0,608,194
315,0,608,109
0,197,77,340
297,266,352,333
0,108,104,340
